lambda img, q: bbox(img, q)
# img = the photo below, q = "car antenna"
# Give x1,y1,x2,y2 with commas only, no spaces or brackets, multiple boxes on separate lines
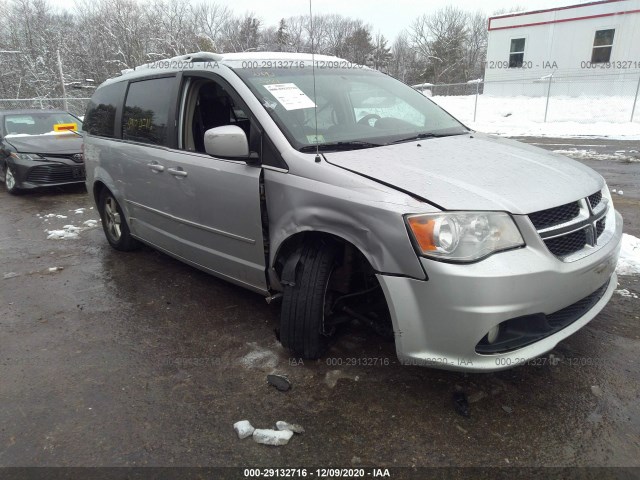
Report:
309,0,321,163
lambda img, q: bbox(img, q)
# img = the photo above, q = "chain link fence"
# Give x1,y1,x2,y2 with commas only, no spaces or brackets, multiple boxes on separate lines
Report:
0,98,90,118
422,72,640,126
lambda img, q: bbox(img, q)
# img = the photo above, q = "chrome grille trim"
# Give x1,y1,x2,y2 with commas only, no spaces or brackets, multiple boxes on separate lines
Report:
528,189,612,262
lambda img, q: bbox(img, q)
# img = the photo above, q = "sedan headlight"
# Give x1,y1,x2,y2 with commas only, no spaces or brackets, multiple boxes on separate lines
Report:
10,152,40,161
406,212,525,262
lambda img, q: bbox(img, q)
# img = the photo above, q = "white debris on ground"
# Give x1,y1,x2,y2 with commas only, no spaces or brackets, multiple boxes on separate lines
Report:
429,95,640,139
276,421,305,434
617,234,640,276
46,225,82,240
40,210,100,240
48,267,64,273
239,342,279,370
233,420,255,439
324,369,359,388
252,428,294,446
615,289,638,299
3,272,19,279
552,149,640,163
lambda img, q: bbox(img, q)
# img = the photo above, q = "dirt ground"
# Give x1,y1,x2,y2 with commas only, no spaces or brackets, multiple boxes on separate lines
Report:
0,137,638,473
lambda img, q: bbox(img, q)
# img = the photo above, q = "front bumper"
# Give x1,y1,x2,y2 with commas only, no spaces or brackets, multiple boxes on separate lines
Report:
9,157,85,189
378,210,623,372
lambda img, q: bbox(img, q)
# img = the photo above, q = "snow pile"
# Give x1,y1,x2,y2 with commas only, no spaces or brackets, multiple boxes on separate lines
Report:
615,289,638,299
552,149,640,163
46,225,82,239
617,234,640,276
42,208,100,240
430,94,640,139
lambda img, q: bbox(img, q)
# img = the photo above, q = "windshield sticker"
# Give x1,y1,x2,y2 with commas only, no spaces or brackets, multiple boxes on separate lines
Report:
263,83,316,111
306,134,325,144
53,123,78,132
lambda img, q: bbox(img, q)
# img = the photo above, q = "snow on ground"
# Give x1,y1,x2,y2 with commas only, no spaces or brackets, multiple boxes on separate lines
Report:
615,289,639,299
40,208,99,240
617,234,640,276
552,149,640,163
430,95,640,139
46,225,82,240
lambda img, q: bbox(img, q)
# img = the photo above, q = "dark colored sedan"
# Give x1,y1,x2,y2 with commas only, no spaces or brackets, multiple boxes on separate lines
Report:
0,110,84,194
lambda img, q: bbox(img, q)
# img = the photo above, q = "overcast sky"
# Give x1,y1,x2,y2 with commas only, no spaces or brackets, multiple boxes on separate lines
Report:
52,0,594,41
224,0,591,40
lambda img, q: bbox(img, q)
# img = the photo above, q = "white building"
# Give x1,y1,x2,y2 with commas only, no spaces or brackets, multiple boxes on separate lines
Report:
484,0,640,96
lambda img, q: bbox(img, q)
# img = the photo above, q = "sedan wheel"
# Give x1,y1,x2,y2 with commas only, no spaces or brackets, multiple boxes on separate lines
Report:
4,166,19,194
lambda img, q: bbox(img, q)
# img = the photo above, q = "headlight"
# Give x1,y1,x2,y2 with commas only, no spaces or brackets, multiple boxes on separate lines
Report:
10,152,40,161
406,212,525,262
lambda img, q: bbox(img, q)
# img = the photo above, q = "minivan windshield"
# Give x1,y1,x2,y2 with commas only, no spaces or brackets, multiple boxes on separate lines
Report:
233,66,468,151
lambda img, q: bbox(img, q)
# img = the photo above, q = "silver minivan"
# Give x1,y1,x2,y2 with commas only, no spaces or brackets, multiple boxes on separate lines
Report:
83,52,623,371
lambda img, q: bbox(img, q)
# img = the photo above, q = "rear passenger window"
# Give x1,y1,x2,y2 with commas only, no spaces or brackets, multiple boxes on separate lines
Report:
122,77,174,146
83,81,126,138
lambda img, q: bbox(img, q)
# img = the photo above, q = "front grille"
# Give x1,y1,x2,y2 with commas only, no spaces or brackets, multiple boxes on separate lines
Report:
26,164,85,184
528,201,580,230
45,153,84,163
596,218,606,237
544,228,588,257
476,281,610,354
588,191,602,209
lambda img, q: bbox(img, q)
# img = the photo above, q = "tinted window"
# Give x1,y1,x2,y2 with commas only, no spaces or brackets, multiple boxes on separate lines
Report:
122,77,174,145
83,81,126,137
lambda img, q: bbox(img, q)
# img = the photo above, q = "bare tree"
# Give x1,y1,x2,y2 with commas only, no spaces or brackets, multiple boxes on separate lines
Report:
410,6,470,84
191,2,230,52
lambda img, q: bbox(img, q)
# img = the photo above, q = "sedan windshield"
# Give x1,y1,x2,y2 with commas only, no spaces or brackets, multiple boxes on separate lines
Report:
233,66,468,151
4,112,82,137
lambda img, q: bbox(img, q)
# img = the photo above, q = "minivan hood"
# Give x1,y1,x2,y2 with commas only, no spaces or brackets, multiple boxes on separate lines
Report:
5,134,82,155
324,133,603,214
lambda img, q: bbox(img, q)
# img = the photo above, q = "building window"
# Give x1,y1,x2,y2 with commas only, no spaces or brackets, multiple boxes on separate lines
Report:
509,38,526,68
591,29,615,63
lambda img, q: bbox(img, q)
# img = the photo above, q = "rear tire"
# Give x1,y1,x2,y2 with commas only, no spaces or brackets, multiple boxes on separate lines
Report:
280,239,338,359
98,189,140,251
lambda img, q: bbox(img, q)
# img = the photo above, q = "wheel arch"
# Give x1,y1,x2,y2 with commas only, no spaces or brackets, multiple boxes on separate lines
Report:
271,229,378,290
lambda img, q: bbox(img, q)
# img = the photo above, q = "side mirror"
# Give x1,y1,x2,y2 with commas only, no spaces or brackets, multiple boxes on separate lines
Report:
204,125,250,160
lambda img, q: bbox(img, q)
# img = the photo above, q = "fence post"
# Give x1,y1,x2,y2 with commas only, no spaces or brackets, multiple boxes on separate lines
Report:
544,74,553,123
631,74,640,122
473,81,480,122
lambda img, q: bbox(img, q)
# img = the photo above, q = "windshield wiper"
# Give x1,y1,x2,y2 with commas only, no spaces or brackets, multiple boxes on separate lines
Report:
391,131,467,144
300,140,382,152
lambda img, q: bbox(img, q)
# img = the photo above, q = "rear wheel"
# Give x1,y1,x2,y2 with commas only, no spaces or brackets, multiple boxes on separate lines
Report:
4,165,19,195
98,190,140,251
279,239,339,359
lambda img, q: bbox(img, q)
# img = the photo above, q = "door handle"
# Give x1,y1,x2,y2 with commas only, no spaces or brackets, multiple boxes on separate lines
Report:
167,167,188,177
147,162,165,173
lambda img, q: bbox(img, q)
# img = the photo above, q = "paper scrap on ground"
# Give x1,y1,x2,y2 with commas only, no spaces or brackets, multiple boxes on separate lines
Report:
252,428,294,446
233,420,255,439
